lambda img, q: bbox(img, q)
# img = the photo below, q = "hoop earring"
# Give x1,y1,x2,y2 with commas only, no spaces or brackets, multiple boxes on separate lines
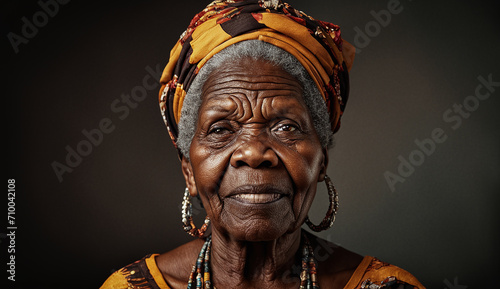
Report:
182,188,210,238
305,175,339,232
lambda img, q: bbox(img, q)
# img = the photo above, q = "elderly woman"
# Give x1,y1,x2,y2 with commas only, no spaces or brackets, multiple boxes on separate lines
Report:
102,1,424,288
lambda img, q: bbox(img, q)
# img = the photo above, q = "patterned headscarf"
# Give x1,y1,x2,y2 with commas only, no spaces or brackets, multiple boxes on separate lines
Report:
159,0,355,148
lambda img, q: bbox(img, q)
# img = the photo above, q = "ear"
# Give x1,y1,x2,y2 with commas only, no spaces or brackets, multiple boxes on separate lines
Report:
181,156,198,197
317,147,329,182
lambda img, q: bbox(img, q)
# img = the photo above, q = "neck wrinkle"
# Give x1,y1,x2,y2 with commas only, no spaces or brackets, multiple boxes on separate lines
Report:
210,228,302,288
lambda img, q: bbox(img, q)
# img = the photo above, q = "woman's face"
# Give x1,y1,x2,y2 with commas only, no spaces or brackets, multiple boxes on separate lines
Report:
182,57,328,242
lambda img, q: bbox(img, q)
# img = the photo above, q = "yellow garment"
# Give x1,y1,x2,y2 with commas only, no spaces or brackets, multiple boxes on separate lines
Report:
101,254,425,289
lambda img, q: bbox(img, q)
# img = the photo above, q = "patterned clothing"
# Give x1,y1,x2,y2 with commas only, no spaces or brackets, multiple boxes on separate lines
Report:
158,0,356,150
101,254,425,289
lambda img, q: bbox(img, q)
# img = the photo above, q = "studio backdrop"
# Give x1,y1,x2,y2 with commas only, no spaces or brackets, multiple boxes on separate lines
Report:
4,0,499,288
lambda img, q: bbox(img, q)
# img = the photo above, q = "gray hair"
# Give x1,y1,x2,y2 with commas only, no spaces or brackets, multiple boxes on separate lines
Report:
177,40,333,159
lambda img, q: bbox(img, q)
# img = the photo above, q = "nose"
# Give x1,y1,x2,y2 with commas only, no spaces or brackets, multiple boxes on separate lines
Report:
230,136,279,169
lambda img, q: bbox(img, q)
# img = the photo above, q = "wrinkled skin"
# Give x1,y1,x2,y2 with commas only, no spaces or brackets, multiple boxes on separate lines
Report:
157,58,362,289
183,58,328,242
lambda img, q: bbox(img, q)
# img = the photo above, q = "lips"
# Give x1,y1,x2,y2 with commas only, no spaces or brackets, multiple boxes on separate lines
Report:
225,185,288,204
233,193,283,204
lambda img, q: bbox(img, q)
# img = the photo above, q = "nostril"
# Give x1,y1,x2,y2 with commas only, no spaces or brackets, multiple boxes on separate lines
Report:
235,160,247,167
233,157,274,168
259,160,273,168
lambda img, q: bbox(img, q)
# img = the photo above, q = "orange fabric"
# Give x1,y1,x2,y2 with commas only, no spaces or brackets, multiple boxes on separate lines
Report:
158,0,355,147
345,256,426,288
100,254,170,289
189,18,233,64
101,255,425,289
173,83,186,124
194,29,330,99
258,13,338,74
161,42,182,84
100,270,129,289
163,15,341,125
146,255,170,288
344,255,374,288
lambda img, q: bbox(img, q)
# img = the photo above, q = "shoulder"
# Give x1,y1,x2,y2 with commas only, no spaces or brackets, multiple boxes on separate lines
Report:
155,238,206,288
306,233,364,288
100,239,205,289
306,234,424,289
345,256,426,289
100,254,169,289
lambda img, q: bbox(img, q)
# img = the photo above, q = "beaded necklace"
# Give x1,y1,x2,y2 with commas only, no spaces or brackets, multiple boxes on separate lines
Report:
187,231,319,289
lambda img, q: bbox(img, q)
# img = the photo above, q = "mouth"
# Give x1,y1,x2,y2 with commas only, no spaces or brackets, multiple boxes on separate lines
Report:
226,185,288,204
232,193,283,204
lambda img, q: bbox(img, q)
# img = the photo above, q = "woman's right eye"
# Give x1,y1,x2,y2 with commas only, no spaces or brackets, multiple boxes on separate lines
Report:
209,127,229,134
207,122,234,135
205,122,235,147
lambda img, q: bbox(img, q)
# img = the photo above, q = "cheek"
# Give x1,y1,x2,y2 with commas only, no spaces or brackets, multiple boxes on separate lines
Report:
189,141,232,214
286,143,323,187
281,143,324,216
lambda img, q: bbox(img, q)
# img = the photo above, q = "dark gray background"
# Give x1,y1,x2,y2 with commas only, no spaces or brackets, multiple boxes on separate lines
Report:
3,0,499,288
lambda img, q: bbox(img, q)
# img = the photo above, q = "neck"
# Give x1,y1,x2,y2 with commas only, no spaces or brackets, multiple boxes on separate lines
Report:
209,228,303,288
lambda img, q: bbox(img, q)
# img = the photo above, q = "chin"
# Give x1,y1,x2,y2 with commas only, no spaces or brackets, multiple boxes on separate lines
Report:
223,219,296,242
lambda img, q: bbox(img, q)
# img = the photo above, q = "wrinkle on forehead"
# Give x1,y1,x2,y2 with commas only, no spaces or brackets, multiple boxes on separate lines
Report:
201,87,307,124
202,58,302,94
203,75,302,96
200,61,305,123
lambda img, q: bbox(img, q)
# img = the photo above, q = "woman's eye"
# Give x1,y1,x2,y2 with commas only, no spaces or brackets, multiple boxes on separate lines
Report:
210,127,227,134
276,124,298,132
208,125,232,135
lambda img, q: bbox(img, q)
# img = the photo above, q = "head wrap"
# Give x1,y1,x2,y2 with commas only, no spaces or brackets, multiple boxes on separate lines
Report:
159,0,355,149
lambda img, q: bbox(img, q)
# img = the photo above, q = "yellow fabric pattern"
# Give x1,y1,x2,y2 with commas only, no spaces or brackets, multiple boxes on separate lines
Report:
100,254,169,289
258,13,338,74
345,256,426,288
164,18,339,126
158,0,357,147
100,270,130,289
145,254,170,288
101,254,425,289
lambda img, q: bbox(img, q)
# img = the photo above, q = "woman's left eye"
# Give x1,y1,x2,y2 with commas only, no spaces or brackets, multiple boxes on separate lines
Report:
276,124,298,132
273,121,302,134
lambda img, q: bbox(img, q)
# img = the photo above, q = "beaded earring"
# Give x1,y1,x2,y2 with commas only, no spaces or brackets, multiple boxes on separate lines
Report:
182,188,210,238
305,175,339,232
